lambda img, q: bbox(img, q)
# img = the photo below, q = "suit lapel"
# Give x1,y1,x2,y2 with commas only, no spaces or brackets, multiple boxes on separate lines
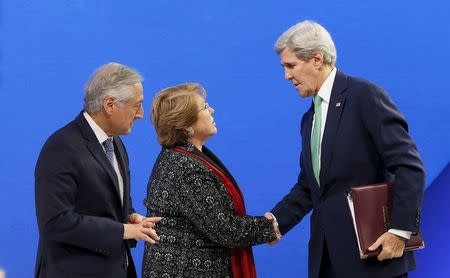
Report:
76,113,122,203
86,141,122,199
114,137,130,217
319,71,348,190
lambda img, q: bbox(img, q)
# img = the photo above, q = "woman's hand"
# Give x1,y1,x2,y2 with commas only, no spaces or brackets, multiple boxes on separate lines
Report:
264,212,282,245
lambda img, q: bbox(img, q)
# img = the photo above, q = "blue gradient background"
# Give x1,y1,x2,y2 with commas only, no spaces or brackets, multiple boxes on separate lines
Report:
0,1,449,277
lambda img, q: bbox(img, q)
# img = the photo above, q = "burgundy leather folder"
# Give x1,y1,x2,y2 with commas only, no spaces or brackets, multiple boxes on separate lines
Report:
346,182,425,259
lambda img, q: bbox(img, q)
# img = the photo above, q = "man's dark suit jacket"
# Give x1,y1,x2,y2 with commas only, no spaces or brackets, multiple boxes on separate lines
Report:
34,112,137,278
271,71,425,278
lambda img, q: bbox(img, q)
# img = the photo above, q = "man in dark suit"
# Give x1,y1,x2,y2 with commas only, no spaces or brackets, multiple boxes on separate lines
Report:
267,20,425,277
34,63,160,278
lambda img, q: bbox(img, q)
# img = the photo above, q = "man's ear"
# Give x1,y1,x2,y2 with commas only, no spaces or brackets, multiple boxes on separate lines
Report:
103,96,115,116
313,52,324,69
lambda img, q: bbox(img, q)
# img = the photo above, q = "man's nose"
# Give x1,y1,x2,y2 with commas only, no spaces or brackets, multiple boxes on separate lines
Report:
136,106,144,119
284,69,292,80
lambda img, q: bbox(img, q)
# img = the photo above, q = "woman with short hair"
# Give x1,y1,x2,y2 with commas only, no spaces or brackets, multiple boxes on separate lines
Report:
142,83,280,278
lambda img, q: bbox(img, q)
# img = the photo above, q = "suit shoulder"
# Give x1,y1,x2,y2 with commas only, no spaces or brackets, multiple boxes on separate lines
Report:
344,74,392,105
41,120,81,151
35,119,82,175
37,118,87,165
347,75,384,93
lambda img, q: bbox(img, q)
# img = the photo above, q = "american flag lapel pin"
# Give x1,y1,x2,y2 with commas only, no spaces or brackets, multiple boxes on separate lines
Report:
335,102,341,107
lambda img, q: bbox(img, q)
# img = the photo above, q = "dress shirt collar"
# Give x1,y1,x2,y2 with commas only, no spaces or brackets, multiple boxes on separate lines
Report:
316,67,337,104
83,111,111,145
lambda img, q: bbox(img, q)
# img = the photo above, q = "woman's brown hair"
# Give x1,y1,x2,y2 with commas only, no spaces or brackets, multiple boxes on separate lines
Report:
151,83,206,147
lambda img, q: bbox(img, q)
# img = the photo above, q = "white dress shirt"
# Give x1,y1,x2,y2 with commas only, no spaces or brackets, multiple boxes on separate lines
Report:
311,67,336,161
83,112,124,205
313,68,411,240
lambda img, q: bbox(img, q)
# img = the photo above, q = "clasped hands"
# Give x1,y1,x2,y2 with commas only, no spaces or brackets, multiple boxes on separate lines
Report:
123,213,162,244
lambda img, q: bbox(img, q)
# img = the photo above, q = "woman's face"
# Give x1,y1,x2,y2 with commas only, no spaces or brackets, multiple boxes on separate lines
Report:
190,95,217,142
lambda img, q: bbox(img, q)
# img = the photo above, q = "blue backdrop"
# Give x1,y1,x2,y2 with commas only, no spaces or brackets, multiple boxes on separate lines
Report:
1,0,449,277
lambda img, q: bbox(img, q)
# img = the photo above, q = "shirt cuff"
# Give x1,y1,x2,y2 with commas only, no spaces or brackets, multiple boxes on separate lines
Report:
388,229,412,240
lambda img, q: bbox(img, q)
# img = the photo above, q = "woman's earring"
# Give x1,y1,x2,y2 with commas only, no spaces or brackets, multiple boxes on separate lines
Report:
187,127,195,137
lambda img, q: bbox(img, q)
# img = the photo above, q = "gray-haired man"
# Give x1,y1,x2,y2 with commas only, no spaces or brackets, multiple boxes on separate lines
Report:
35,63,160,278
268,20,425,278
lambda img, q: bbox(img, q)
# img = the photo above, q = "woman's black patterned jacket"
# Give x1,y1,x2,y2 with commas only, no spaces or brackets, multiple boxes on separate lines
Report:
142,143,276,278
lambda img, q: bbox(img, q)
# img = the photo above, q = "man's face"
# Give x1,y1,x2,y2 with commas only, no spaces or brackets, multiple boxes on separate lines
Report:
280,48,320,98
109,82,144,135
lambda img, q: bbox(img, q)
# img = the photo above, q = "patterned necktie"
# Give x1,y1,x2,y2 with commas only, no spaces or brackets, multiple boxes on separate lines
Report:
103,138,115,166
311,94,322,185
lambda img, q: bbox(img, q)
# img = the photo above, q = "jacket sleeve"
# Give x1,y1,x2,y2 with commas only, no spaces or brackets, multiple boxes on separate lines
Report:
35,139,124,256
175,166,277,248
360,84,425,233
270,151,313,235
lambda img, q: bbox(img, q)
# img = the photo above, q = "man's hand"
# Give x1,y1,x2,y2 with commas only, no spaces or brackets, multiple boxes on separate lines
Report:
264,212,282,246
128,213,146,224
368,232,406,261
128,213,161,226
123,217,162,244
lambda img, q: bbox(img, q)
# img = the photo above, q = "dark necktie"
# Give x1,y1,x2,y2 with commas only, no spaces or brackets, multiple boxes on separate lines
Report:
103,138,114,166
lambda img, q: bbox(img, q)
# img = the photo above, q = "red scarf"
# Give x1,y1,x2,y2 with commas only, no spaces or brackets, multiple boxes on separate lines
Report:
173,147,257,278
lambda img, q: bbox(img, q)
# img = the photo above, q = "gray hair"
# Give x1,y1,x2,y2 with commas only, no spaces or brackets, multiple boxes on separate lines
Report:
275,20,337,66
84,62,143,113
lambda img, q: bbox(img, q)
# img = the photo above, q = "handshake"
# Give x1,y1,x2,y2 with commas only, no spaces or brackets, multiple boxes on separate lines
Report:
264,212,282,245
